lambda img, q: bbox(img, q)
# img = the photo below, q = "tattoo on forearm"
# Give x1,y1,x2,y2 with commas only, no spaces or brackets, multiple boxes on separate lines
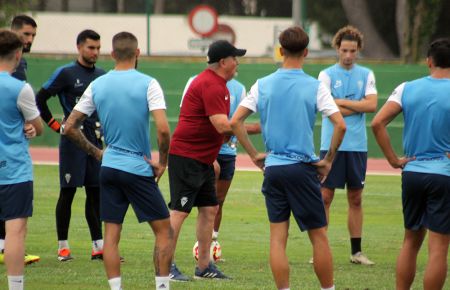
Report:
67,129,99,158
158,135,170,164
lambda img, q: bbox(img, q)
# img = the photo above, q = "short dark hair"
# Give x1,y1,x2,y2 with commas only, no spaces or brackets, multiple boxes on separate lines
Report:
11,15,37,30
112,31,138,61
77,29,100,45
332,25,364,50
279,26,309,56
0,29,23,59
427,38,450,68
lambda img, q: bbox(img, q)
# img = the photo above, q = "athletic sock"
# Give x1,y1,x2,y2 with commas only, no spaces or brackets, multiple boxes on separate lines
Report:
8,275,24,290
321,285,335,290
93,239,104,252
58,240,69,250
212,231,219,240
155,276,170,289
108,277,122,290
0,239,4,252
350,238,362,255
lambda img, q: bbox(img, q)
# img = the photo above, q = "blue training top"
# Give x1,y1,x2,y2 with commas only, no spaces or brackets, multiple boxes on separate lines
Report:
320,64,376,152
388,76,450,176
0,73,32,184
219,78,246,156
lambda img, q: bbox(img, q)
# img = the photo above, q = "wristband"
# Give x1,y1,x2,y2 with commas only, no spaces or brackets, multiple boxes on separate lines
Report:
48,118,61,132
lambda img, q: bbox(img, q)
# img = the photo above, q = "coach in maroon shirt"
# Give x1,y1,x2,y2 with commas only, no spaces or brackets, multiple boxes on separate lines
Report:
168,40,246,280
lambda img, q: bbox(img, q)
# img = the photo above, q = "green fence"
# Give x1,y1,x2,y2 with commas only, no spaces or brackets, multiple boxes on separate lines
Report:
27,56,427,158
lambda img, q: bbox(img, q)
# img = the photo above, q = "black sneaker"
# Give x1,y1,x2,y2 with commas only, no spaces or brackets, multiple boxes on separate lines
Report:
169,263,190,282
194,262,230,279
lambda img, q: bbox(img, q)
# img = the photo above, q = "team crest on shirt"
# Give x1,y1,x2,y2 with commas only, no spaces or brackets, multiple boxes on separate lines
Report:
65,173,71,184
334,80,342,88
74,78,84,88
181,197,188,207
357,80,363,91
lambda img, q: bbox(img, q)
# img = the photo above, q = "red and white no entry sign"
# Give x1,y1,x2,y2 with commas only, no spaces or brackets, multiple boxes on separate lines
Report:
188,5,218,37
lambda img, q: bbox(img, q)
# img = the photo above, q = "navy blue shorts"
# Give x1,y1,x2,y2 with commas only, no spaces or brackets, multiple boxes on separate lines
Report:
262,163,327,231
320,151,367,189
0,181,33,221
168,154,218,213
59,133,101,188
402,171,450,234
217,154,236,180
99,167,170,224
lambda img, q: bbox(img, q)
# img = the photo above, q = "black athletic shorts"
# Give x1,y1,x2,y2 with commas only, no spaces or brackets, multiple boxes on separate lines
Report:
59,128,102,188
168,154,218,213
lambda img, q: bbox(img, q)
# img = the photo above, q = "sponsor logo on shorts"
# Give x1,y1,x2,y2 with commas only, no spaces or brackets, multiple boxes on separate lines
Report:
65,173,71,184
181,197,188,207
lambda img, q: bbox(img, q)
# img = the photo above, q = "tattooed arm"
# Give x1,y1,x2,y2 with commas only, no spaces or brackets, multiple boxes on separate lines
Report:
64,110,103,161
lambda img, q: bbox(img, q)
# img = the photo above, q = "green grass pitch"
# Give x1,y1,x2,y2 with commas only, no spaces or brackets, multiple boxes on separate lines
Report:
1,166,444,289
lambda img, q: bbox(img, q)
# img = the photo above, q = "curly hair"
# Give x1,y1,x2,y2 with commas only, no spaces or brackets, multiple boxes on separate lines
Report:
332,25,364,50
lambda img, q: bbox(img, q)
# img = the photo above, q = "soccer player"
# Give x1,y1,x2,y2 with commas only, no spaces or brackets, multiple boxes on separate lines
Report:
231,26,345,290
64,31,173,290
35,29,105,261
168,40,245,281
318,26,377,265
181,76,260,245
10,15,37,81
0,29,43,290
372,38,450,290
0,14,40,266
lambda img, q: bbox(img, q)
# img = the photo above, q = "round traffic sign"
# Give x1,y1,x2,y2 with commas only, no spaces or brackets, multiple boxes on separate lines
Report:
188,5,219,37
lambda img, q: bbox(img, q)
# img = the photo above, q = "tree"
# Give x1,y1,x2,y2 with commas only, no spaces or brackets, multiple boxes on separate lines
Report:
401,0,443,63
306,0,447,62
341,0,396,58
0,0,34,28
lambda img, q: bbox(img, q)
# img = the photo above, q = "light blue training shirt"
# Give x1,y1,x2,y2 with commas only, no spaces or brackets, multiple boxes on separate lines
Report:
75,69,167,177
240,68,338,167
387,76,450,176
0,72,40,184
319,64,377,152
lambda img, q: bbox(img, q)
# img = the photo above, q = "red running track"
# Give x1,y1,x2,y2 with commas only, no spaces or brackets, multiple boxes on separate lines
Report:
30,147,401,176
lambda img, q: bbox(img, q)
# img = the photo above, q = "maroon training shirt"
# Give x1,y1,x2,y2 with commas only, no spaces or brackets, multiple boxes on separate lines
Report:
170,69,230,164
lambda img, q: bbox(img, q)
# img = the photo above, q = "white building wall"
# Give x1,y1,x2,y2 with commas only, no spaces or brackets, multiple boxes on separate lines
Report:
31,12,321,56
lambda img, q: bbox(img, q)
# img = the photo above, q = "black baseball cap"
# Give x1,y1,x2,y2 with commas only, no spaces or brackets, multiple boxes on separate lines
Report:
207,40,246,64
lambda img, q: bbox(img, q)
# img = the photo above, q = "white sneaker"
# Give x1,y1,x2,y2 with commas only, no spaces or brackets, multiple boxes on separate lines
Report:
350,252,375,265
